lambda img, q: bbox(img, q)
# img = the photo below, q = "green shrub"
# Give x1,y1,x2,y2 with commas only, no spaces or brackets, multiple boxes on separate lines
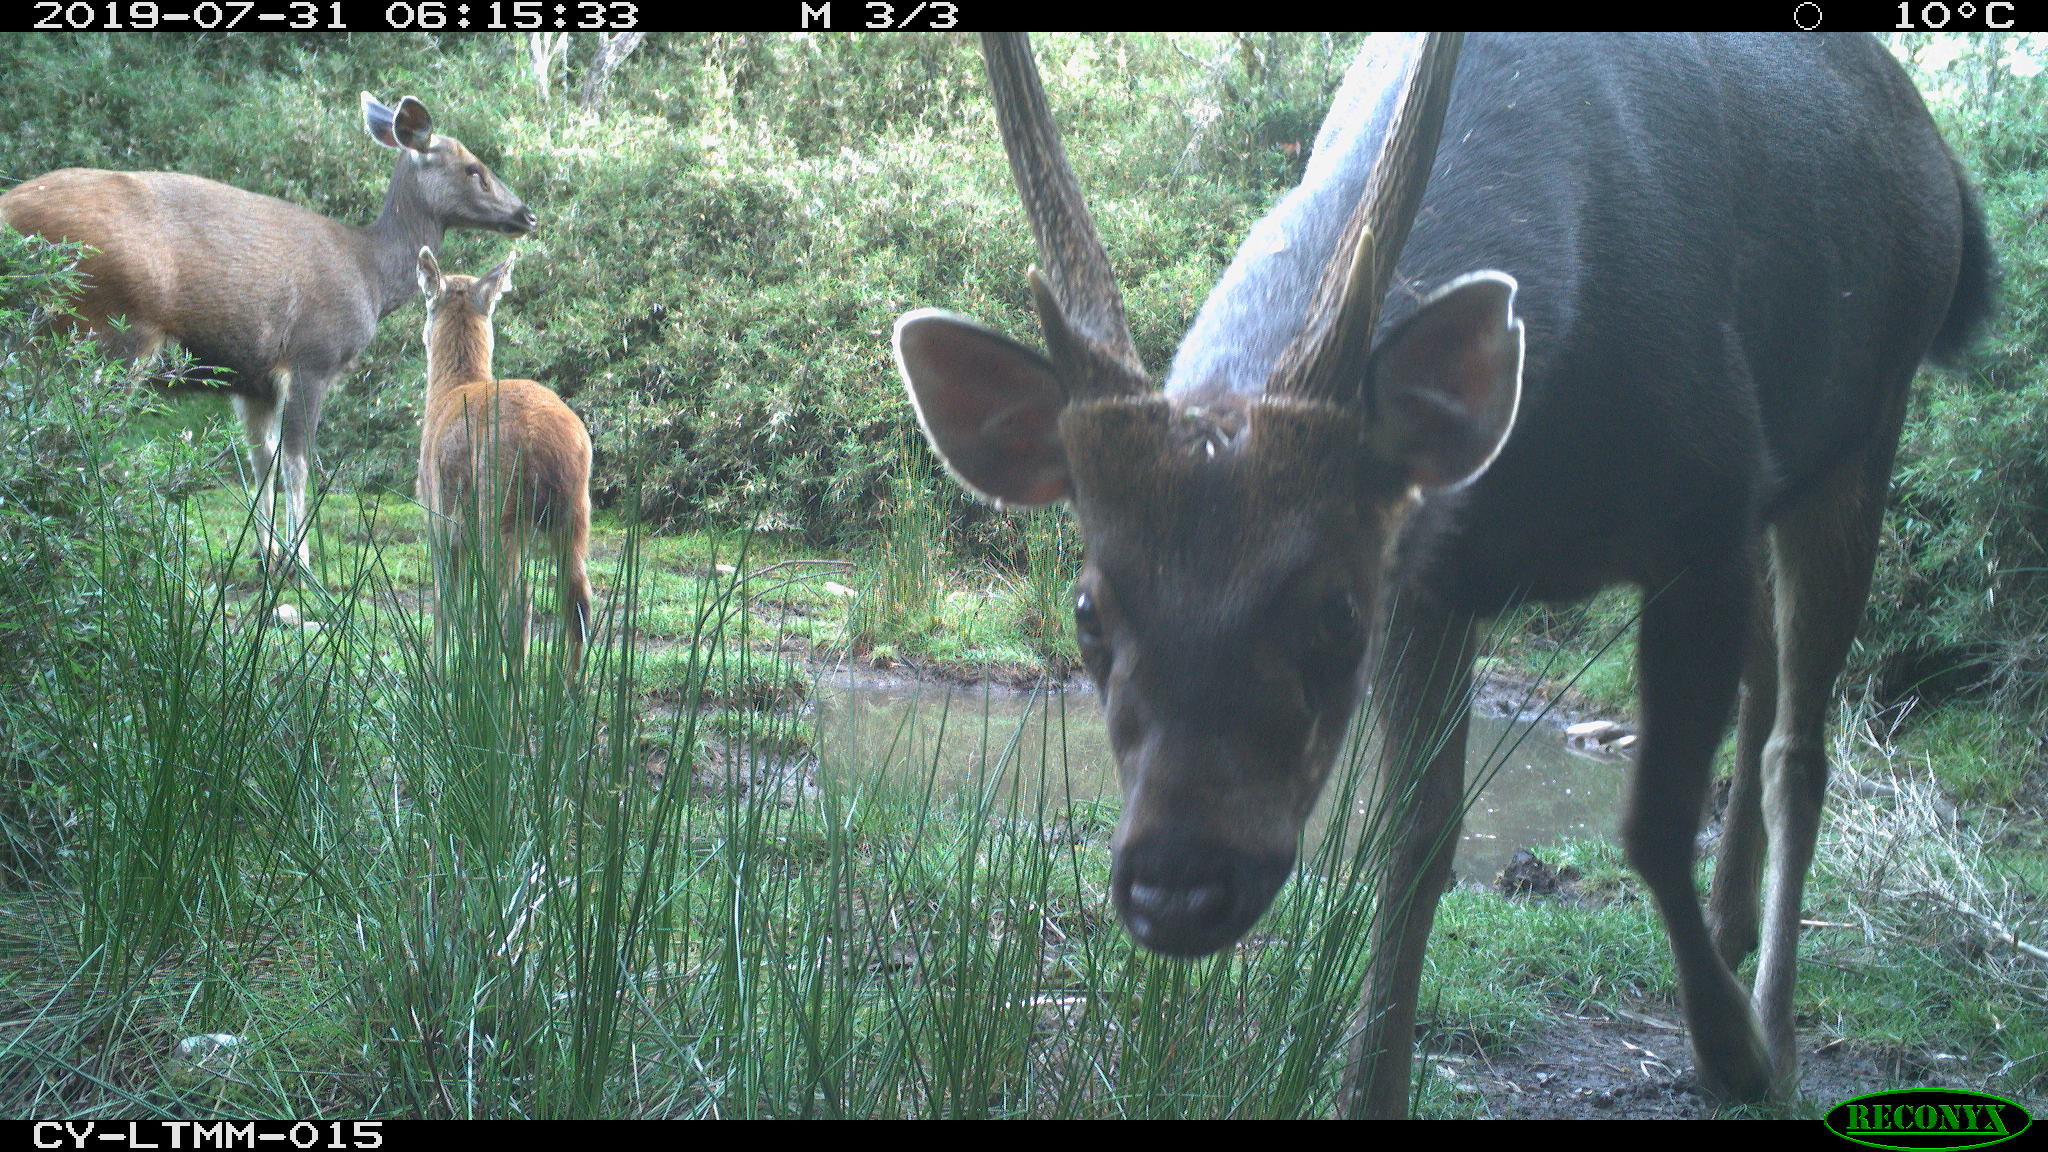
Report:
1862,42,2048,755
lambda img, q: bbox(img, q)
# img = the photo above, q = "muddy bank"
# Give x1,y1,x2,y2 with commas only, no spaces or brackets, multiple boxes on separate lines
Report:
1437,1008,1986,1120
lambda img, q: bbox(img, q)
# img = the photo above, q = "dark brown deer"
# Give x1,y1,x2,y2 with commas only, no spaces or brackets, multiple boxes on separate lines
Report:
416,248,592,677
0,93,537,571
895,33,1993,1116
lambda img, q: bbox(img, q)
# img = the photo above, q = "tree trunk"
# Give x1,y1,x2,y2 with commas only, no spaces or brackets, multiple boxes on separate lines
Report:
528,31,570,101
577,32,648,110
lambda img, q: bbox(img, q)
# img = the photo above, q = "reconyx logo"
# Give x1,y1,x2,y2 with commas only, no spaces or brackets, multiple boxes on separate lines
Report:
1826,1089,2032,1151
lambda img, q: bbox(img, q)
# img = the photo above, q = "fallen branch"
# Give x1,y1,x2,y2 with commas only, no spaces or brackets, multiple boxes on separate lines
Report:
1900,888,2048,963
1946,896,2048,964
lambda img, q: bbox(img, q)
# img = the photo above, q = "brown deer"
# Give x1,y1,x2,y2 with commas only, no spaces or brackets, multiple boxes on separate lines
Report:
0,93,537,571
415,248,592,677
895,34,1993,1116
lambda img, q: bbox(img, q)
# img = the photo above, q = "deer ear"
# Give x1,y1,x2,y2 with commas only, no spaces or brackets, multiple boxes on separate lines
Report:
416,247,443,299
1365,271,1523,490
363,93,399,149
895,309,1072,508
475,259,513,312
392,96,435,155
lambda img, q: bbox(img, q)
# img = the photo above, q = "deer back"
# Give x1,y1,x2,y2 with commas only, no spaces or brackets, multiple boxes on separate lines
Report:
416,251,590,541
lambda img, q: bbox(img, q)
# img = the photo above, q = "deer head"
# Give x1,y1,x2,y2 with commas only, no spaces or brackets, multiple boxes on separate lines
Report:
363,93,537,237
895,33,1522,956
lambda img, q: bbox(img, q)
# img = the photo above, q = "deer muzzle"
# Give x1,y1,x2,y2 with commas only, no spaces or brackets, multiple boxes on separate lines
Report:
1111,835,1294,957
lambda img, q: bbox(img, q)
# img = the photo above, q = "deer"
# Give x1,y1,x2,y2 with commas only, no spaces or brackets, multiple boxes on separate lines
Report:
894,33,1993,1117
0,93,537,572
415,248,592,678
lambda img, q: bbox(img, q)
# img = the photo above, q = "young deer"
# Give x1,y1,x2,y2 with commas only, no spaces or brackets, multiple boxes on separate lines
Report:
416,248,592,676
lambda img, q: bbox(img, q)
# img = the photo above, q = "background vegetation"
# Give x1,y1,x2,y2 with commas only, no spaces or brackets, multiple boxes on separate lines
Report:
0,31,2041,1118
2,33,1359,551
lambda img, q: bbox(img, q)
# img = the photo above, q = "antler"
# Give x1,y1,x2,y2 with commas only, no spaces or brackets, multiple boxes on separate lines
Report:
981,33,1147,397
1270,32,1465,401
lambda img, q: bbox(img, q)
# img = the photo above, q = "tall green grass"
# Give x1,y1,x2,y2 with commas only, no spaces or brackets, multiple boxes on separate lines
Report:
1017,509,1081,667
2,456,1433,1115
9,395,2038,1115
849,436,945,654
8,227,2034,1119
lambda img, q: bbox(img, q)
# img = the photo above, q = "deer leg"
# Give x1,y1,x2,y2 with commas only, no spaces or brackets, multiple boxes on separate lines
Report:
1627,554,1774,1101
1338,605,1477,1119
274,372,326,573
1708,566,1776,968
557,526,592,679
231,393,283,566
497,522,531,672
432,526,461,666
1752,450,1892,1088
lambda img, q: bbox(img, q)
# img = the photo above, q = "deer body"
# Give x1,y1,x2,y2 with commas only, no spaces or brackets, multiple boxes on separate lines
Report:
0,94,536,569
898,33,1993,1116
1175,33,1983,608
416,250,592,676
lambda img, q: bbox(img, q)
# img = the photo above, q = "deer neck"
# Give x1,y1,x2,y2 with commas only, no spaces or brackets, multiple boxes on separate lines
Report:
1164,38,1416,400
370,156,450,320
425,313,493,404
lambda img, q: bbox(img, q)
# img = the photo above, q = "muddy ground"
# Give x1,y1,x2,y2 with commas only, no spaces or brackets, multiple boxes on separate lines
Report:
1432,1006,1983,1120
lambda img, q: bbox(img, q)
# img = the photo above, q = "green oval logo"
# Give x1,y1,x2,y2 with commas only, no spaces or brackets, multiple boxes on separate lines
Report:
1826,1089,2033,1151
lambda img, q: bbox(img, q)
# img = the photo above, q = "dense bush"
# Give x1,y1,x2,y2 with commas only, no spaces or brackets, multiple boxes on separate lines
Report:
0,229,147,688
1863,41,2048,751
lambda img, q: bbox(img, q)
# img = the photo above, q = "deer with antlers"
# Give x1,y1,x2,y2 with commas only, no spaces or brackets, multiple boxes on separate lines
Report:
895,33,1991,1115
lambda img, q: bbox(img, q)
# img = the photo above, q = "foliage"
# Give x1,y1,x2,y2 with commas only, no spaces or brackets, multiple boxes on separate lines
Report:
0,229,164,698
1863,36,2048,759
2,35,2045,1115
5,33,2040,716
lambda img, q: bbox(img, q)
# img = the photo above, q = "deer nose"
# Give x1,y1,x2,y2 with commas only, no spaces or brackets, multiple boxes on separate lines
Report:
506,207,538,234
1112,839,1293,958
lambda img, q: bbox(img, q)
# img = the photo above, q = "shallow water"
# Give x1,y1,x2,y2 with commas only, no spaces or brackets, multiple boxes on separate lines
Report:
813,671,1629,881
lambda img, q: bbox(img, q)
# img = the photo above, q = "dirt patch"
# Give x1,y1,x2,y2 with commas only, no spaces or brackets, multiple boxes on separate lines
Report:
1495,848,1584,900
1432,1008,1985,1120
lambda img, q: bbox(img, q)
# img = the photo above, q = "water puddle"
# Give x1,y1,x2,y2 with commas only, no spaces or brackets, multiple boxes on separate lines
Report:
813,671,1629,880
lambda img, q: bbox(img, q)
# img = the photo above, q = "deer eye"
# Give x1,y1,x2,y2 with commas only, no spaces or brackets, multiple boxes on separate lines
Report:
1074,591,1102,642
1317,594,1363,654
466,165,487,185
1299,593,1364,705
